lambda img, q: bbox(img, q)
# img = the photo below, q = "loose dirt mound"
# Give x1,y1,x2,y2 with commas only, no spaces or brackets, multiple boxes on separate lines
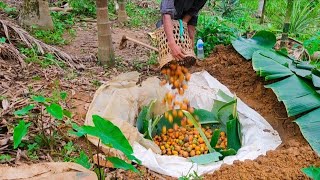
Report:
191,45,320,179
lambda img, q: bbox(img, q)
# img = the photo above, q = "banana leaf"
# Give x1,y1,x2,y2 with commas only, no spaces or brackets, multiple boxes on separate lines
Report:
283,93,320,117
231,31,276,60
226,118,241,151
265,75,314,101
295,108,320,156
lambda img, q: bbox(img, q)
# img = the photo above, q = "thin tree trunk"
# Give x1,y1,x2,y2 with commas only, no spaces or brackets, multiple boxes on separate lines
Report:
96,0,115,66
259,0,267,24
280,0,294,48
19,0,54,30
257,0,265,17
118,0,128,22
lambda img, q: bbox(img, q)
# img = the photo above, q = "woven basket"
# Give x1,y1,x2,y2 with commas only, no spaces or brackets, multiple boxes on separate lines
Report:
154,20,196,68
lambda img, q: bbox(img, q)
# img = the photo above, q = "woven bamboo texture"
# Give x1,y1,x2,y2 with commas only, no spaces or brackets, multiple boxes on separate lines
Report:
154,20,196,68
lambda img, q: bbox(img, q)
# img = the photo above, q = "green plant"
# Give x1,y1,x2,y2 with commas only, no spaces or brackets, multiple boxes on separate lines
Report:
125,1,160,28
71,115,141,173
304,32,320,56
196,16,237,56
302,166,320,180
232,30,320,156
213,0,241,17
0,37,6,43
289,1,320,36
32,11,75,45
68,0,96,17
0,154,12,163
13,92,72,151
13,120,31,149
0,2,16,15
74,151,92,169
20,47,65,68
179,170,203,180
147,52,158,65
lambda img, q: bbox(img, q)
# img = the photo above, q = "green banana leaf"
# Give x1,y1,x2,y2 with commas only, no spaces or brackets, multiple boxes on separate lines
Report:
226,118,241,151
231,31,276,60
295,108,320,156
250,45,320,155
265,75,314,101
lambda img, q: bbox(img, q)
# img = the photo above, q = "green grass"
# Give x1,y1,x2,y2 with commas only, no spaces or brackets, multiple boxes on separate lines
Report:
125,1,160,28
32,12,76,45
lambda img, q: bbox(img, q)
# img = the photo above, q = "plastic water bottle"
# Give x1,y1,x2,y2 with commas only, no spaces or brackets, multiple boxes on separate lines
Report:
196,38,204,60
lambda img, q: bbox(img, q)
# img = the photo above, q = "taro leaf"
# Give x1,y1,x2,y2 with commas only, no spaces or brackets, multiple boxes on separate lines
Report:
231,31,276,60
226,119,241,151
107,157,139,173
81,115,137,161
188,152,222,165
136,106,148,134
283,93,320,117
60,91,67,100
295,108,320,156
219,148,237,157
68,123,86,137
75,151,91,169
13,120,31,149
63,109,72,118
265,75,314,101
193,109,219,124
210,129,221,148
31,95,46,103
46,103,63,120
301,166,320,180
14,104,35,116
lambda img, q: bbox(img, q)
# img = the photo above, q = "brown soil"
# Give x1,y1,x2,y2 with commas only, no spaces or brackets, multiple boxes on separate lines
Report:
190,45,320,180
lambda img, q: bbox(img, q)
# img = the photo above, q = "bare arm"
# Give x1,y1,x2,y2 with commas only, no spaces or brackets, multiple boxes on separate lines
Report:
163,14,186,60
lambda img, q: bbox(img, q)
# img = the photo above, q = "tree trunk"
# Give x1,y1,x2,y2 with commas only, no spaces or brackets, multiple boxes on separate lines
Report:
280,0,294,48
117,0,128,23
259,0,267,24
257,0,265,17
19,0,54,30
96,0,115,66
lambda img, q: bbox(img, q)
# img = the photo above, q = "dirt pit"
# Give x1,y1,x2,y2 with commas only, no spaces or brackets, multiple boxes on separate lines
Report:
189,45,320,179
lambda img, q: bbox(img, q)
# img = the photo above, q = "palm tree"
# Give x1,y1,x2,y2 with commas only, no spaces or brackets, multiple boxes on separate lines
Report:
19,0,54,30
118,0,128,22
96,0,115,66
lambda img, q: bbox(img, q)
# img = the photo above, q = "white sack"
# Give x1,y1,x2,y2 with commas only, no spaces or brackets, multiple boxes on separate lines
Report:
85,70,282,178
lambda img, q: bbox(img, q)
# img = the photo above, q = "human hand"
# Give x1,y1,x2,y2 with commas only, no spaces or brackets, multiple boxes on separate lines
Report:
168,42,186,61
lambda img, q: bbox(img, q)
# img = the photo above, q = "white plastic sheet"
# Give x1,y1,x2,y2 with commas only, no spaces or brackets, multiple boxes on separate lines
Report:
85,70,282,178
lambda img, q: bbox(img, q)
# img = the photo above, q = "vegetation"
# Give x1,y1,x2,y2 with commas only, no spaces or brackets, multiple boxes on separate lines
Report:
232,30,320,156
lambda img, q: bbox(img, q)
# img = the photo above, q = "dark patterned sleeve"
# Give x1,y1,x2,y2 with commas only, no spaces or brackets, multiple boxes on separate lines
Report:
160,0,175,17
185,0,207,17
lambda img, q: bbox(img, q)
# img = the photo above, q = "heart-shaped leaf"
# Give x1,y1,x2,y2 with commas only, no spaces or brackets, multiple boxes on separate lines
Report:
14,105,35,116
13,120,31,149
32,95,46,103
107,157,139,173
81,115,139,162
75,151,91,169
46,103,63,120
